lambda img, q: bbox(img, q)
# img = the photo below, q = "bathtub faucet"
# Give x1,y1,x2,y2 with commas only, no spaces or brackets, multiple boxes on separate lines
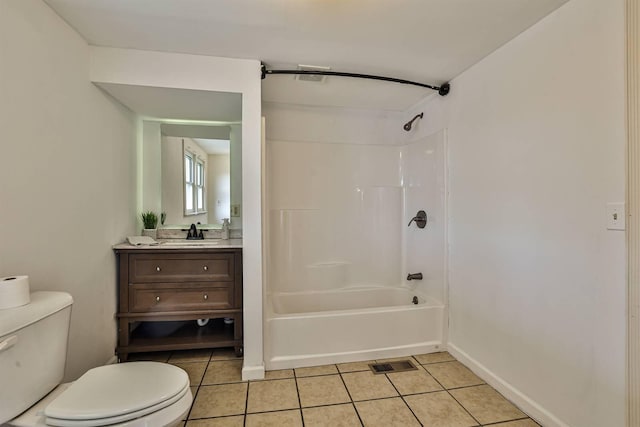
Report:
407,273,423,281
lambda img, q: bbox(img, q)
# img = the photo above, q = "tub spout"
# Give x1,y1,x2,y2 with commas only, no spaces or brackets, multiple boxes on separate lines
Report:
407,273,423,281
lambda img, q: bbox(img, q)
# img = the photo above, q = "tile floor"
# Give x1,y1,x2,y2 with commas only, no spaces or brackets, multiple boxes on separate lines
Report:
128,349,541,427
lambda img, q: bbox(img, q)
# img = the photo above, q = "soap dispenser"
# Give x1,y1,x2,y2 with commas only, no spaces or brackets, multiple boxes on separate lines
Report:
221,218,230,240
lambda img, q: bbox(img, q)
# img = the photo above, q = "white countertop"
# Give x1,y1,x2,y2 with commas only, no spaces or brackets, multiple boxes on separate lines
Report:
113,238,243,250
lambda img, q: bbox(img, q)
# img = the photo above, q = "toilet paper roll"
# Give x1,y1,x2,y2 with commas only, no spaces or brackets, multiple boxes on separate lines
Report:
0,275,30,309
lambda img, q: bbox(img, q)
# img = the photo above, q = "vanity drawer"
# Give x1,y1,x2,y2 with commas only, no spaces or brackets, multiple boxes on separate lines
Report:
129,253,234,283
129,283,233,312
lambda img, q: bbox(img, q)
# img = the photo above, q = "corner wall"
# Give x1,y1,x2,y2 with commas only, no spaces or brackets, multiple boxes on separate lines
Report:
406,0,626,425
0,0,137,380
89,46,264,379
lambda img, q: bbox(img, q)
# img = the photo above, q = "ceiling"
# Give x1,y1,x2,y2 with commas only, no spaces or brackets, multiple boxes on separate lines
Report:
98,84,242,121
46,0,569,111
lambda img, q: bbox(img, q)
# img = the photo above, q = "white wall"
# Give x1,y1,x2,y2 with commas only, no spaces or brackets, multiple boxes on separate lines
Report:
229,124,243,229
90,47,264,379
142,120,161,215
0,0,136,380
207,154,230,224
405,0,626,425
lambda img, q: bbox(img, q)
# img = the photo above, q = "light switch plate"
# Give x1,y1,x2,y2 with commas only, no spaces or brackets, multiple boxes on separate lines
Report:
606,202,625,230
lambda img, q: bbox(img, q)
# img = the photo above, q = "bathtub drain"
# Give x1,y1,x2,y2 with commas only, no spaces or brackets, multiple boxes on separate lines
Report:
369,360,418,374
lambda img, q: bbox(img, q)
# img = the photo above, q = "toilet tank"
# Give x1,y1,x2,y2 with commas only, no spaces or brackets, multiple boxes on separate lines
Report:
0,291,73,424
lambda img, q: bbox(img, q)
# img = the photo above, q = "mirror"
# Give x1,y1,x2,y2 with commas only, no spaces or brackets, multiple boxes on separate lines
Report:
136,89,243,229
143,121,242,229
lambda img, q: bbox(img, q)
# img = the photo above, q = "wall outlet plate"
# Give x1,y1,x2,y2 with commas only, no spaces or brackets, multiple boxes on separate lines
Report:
606,202,625,230
231,204,241,217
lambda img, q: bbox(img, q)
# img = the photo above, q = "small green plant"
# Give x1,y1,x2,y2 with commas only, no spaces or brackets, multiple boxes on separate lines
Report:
141,211,158,229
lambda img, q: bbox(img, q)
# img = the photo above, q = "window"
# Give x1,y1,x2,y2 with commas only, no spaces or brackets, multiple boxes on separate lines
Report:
184,146,206,216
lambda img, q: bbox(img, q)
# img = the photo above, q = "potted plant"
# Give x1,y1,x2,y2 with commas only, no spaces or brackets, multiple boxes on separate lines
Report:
141,211,159,239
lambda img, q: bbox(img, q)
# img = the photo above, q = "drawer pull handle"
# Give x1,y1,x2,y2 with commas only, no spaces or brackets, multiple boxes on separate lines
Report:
155,296,160,302
156,266,161,272
203,266,208,271
203,294,208,300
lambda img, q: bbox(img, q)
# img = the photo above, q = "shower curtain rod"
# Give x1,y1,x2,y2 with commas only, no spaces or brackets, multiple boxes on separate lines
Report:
260,65,450,96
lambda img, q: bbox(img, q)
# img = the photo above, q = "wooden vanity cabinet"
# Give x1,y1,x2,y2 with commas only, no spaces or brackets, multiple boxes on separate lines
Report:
114,248,243,361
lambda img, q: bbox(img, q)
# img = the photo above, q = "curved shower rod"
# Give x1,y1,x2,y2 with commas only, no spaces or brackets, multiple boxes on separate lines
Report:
260,64,450,96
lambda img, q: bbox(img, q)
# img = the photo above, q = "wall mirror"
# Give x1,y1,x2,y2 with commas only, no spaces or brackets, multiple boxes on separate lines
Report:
94,83,243,229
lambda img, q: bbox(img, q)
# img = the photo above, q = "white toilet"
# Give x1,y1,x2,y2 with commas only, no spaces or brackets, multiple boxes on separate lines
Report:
0,292,193,427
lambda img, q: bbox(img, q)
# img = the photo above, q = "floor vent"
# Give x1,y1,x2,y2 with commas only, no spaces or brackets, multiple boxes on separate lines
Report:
369,360,418,374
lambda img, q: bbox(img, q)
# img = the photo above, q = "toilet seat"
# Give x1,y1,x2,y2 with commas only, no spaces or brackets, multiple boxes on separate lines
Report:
43,362,190,427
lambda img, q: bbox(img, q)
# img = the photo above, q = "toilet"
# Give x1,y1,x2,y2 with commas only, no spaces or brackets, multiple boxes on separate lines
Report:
0,292,192,427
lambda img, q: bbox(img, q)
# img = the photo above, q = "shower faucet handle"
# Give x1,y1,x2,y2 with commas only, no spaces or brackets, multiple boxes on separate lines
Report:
408,210,427,229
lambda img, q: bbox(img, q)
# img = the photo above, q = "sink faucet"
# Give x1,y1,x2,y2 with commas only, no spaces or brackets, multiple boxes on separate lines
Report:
186,224,204,240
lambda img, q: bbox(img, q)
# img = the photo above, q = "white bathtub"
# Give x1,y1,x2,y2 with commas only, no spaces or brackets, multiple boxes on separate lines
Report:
265,286,445,370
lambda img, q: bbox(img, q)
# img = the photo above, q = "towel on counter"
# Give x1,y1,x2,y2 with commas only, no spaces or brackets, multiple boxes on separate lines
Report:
127,236,159,246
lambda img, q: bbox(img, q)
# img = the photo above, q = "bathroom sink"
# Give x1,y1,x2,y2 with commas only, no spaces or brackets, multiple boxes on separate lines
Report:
160,240,219,246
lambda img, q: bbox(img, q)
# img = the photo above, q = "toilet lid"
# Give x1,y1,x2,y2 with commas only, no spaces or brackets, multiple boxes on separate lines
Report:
44,362,189,425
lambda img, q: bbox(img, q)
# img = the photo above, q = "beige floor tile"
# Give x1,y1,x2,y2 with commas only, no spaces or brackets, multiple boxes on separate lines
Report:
303,404,362,427
189,383,247,419
297,375,351,407
171,361,208,386
491,419,541,427
261,369,295,380
341,371,398,401
337,360,375,373
424,361,484,389
450,385,526,425
202,360,243,385
170,349,213,363
375,356,419,364
387,365,443,395
245,410,303,427
183,387,198,420
211,347,241,361
295,364,338,377
186,416,244,427
127,351,171,362
405,392,478,427
246,379,300,413
355,397,421,427
414,351,456,365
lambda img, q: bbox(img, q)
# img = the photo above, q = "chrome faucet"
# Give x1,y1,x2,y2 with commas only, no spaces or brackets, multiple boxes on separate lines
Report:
407,273,423,281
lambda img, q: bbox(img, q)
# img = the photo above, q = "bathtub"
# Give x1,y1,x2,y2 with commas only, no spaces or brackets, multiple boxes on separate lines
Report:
265,286,445,370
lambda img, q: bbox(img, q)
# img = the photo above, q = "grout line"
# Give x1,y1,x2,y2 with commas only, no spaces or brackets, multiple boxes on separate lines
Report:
443,387,482,426
481,416,533,426
243,378,249,427
293,365,305,426
384,372,424,426
417,357,482,427
337,370,365,426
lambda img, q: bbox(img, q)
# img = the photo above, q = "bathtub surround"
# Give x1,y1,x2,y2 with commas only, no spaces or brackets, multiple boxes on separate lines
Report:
0,0,136,380
264,105,447,368
403,0,626,426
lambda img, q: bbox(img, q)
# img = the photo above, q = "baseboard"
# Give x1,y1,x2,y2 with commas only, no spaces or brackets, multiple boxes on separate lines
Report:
447,343,570,427
242,363,266,381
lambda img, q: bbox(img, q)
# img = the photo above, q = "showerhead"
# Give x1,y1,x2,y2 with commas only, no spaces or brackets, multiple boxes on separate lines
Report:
403,113,424,131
